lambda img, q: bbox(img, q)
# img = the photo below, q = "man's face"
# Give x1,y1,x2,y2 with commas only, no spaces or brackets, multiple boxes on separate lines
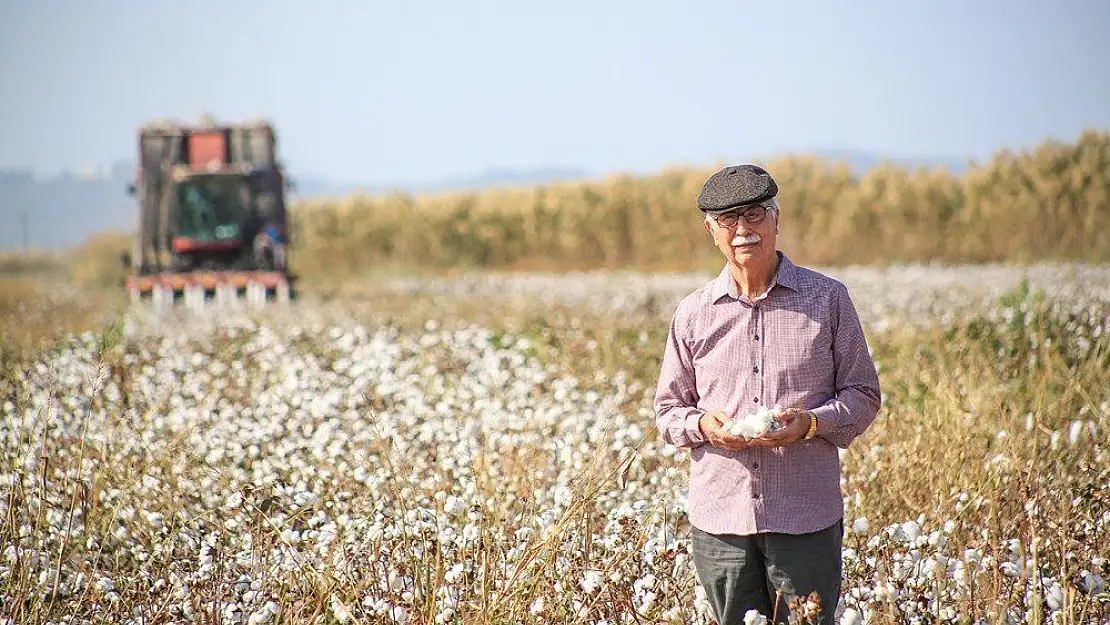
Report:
704,202,779,267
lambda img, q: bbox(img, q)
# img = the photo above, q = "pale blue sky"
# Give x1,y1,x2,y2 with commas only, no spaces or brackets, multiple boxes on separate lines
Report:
2,0,1108,184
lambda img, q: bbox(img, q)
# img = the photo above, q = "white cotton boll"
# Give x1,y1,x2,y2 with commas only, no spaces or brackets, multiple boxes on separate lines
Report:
225,491,243,509
537,508,558,527
920,557,938,578
145,511,165,529
633,574,657,593
953,564,967,587
293,491,318,507
636,591,657,614
851,517,870,535
744,608,768,625
222,601,243,621
1044,580,1064,611
873,582,894,601
901,520,921,543
1078,570,1106,594
726,405,783,438
461,524,480,544
234,575,252,594
1024,499,1040,518
330,596,351,624
839,607,862,625
581,570,603,594
1068,420,1083,445
444,563,464,583
437,526,457,545
529,596,545,615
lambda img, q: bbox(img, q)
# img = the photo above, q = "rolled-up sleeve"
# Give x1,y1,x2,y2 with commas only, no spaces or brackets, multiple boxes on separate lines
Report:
654,309,708,449
812,282,882,448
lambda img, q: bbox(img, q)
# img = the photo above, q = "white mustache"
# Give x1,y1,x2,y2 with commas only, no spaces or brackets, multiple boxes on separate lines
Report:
731,233,761,246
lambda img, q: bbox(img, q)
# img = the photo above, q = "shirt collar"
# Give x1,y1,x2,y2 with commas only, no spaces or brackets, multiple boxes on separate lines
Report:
711,251,800,303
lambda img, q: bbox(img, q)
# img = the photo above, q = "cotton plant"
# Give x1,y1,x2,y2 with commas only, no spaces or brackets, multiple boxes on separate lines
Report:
1,265,1107,624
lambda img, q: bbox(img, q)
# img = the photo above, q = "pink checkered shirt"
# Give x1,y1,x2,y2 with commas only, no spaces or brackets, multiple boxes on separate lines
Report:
654,252,881,536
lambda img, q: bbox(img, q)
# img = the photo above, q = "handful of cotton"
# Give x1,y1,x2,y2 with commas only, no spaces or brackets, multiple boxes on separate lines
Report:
726,405,784,438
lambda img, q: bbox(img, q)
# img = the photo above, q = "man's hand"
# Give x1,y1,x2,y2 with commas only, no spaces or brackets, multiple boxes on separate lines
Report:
699,410,753,451
750,408,812,447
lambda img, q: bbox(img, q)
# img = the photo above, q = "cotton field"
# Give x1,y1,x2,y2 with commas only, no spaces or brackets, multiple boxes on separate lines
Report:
2,264,1109,625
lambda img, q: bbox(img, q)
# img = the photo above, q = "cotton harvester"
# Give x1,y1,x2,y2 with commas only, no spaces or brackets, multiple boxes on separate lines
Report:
123,115,296,310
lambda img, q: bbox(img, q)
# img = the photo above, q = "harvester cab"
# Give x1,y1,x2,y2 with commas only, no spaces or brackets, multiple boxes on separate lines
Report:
124,116,295,310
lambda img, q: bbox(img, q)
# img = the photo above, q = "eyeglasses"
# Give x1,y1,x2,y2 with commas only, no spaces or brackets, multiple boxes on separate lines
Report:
710,203,774,228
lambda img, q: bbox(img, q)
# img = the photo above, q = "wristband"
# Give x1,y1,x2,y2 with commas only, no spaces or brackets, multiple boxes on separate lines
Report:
803,411,817,440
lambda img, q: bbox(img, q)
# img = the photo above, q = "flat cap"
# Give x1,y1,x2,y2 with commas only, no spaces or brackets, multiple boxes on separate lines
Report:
696,164,778,213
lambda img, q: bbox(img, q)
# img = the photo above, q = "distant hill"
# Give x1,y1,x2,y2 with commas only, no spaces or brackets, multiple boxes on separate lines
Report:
0,163,137,251
289,165,593,199
0,151,962,252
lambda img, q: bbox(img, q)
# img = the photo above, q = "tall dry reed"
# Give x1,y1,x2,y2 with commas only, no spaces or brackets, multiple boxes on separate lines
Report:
289,129,1110,277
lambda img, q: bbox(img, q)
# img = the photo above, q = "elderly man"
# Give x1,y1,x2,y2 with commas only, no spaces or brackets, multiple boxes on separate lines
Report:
653,164,881,625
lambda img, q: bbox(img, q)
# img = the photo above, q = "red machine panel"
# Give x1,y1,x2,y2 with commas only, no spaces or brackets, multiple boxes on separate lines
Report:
188,131,228,167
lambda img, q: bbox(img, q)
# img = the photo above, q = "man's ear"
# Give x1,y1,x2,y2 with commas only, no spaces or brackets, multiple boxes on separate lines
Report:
704,219,719,246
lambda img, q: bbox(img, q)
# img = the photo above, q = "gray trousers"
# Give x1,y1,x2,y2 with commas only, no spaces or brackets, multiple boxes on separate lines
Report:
691,520,843,625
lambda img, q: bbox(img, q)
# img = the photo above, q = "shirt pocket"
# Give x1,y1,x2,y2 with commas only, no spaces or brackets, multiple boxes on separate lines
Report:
775,321,836,392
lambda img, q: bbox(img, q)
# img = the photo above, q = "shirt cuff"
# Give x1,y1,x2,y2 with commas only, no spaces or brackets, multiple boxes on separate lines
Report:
686,411,708,445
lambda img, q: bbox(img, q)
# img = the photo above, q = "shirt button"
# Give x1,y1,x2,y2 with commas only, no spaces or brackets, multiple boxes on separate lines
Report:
753,366,759,373
753,492,761,499
754,335,760,340
753,461,759,469
753,397,759,403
